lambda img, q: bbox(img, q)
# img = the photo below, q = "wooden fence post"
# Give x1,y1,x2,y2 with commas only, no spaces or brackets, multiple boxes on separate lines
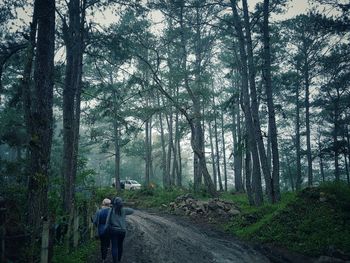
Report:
40,219,50,263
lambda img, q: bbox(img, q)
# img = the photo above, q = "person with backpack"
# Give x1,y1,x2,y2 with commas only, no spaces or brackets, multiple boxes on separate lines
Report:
93,198,112,263
109,197,134,263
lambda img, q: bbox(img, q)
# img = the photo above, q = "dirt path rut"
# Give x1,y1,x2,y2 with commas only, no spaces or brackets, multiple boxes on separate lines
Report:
99,210,271,263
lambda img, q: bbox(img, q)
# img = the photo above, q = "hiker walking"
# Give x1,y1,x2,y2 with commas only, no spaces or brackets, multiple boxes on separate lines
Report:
93,198,112,263
109,197,134,263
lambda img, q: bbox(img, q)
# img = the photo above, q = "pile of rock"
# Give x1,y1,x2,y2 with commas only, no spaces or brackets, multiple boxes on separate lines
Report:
168,194,240,220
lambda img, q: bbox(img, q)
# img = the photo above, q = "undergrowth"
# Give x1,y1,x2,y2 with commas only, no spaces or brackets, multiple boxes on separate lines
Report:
52,240,97,263
92,182,350,257
224,182,350,256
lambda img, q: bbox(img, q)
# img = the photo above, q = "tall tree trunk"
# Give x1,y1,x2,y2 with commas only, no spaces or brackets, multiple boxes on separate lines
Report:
175,101,216,195
149,116,154,182
173,109,180,186
214,104,223,191
166,109,174,186
179,2,206,192
346,124,350,185
262,0,280,202
343,134,349,185
151,0,216,196
221,111,228,191
177,133,182,186
295,83,302,190
112,90,121,191
193,3,204,191
27,0,55,261
157,92,168,188
267,126,272,173
21,1,38,191
231,88,243,192
304,50,313,186
231,0,263,205
114,125,121,190
333,99,340,181
242,0,272,203
245,136,254,205
318,135,325,183
209,121,217,189
62,0,85,213
194,113,204,190
22,1,38,142
145,113,150,186
285,155,295,191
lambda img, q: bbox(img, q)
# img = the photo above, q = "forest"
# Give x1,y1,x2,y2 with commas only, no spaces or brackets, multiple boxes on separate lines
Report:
0,0,349,262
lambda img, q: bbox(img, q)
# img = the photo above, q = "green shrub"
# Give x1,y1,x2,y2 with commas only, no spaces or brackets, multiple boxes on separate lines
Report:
52,241,97,263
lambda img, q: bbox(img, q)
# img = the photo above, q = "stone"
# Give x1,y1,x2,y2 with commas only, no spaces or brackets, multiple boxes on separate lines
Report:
227,208,240,216
208,200,218,210
190,212,197,217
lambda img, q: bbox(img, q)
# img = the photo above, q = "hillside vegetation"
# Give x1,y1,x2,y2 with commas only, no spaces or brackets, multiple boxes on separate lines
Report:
225,183,350,257
98,182,350,258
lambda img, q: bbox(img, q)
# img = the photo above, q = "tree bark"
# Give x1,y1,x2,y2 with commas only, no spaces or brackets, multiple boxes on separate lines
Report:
149,115,154,182
177,132,182,186
157,92,168,188
145,116,150,186
318,134,325,183
285,154,295,191
112,90,121,191
166,108,174,186
303,42,313,186
231,0,263,205
214,100,223,191
242,0,272,203
27,0,55,261
231,86,243,192
173,109,180,186
62,0,85,213
221,111,228,191
295,83,302,190
193,3,204,191
148,1,216,196
262,0,280,202
346,123,350,185
179,2,208,192
22,1,38,142
343,133,349,184
209,121,217,189
333,89,340,181
245,136,254,205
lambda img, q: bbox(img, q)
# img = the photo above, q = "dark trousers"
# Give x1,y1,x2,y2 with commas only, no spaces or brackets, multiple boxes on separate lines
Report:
110,231,126,263
100,234,110,260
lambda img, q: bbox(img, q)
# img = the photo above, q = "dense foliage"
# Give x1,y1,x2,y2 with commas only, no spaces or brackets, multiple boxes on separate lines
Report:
0,0,349,261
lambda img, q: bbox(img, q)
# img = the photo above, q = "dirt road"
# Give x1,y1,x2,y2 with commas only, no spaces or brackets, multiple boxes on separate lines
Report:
97,210,271,263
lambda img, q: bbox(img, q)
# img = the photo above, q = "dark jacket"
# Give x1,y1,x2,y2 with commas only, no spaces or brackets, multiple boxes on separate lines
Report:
109,207,134,232
93,207,111,236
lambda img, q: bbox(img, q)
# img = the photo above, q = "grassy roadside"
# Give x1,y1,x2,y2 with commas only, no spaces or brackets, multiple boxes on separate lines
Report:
224,182,350,257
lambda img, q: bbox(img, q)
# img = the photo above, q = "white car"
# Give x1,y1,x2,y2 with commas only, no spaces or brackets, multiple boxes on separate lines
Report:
123,180,141,190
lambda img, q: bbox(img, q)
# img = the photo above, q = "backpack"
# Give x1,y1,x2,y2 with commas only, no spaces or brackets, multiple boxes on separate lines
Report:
95,208,112,238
